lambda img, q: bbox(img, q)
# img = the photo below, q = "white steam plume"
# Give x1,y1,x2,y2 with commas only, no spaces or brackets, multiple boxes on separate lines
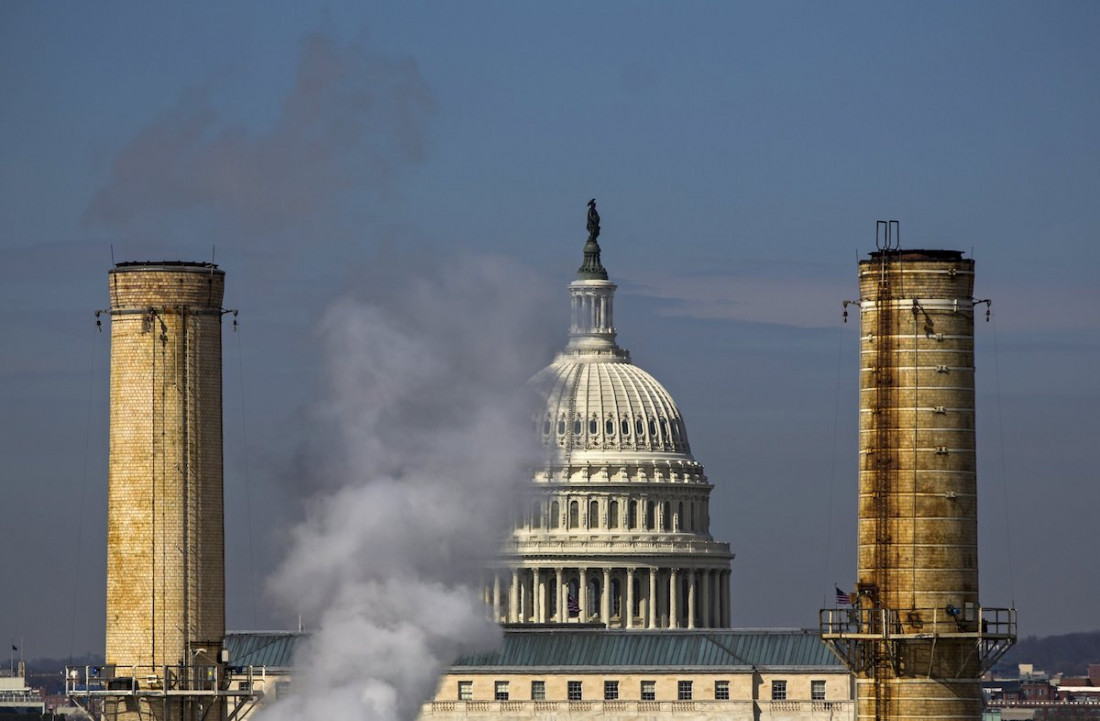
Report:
256,254,556,721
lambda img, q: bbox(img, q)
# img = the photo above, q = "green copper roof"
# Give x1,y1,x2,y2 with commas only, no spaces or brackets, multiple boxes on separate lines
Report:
223,632,302,669
222,628,842,671
455,629,842,670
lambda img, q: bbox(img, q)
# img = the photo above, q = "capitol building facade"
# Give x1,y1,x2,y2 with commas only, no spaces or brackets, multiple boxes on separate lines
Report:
488,217,733,630
412,210,853,720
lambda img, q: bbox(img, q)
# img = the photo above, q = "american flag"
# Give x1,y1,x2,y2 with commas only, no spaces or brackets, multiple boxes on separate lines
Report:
835,587,851,606
567,594,581,616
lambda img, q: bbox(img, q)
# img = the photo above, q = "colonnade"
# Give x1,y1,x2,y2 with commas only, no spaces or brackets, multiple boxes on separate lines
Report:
570,288,614,335
487,566,730,629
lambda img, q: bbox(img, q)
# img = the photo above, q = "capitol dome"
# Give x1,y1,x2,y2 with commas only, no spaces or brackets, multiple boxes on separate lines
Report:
489,202,733,631
531,358,691,455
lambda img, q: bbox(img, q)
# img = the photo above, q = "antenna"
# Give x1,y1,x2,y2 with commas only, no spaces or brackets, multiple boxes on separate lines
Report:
875,220,901,251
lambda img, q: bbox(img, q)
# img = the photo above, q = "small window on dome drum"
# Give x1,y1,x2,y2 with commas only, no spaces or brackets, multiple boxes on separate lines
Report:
660,419,668,437
543,418,551,435
648,419,657,437
635,418,644,435
622,418,630,435
589,418,598,435
605,419,615,435
573,419,581,434
557,419,566,435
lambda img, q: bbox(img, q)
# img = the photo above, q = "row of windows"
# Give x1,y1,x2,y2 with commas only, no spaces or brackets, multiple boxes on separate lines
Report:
461,679,827,702
539,414,685,444
528,497,708,533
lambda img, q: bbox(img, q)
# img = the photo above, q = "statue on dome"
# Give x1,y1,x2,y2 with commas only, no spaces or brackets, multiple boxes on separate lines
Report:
586,198,600,242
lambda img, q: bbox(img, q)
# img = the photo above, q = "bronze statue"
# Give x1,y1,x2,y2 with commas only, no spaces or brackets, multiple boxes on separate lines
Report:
586,198,600,241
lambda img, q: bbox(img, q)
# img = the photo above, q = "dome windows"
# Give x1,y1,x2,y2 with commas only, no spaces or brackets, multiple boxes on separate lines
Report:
621,418,630,435
588,418,598,435
605,418,615,436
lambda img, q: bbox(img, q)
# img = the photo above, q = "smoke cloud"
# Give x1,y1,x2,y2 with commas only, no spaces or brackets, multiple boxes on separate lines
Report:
256,254,557,721
84,29,435,259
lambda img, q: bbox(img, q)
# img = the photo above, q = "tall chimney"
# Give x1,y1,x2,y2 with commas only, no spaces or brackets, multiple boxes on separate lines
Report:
105,261,226,720
822,229,1015,721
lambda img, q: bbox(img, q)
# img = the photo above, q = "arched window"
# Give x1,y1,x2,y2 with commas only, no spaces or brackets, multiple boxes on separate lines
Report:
677,501,684,531
531,502,542,529
621,418,630,435
550,501,560,529
548,577,558,618
573,418,582,434
628,500,637,529
645,501,655,530
609,500,619,529
587,578,600,617
661,501,671,531
633,577,643,615
589,499,600,529
649,419,657,437
567,579,580,618
611,579,622,617
543,416,552,435
569,500,579,529
557,418,566,435
589,418,598,435
605,418,615,436
635,418,644,435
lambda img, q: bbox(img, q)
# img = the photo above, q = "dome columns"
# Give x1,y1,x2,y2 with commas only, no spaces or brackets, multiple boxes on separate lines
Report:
488,565,730,629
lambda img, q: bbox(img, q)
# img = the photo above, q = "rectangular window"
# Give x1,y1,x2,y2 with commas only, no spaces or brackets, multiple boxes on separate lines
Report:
812,680,826,701
568,680,583,701
458,681,473,701
530,680,545,701
678,680,693,701
771,680,787,701
640,680,656,701
715,680,730,700
604,680,619,700
494,681,509,701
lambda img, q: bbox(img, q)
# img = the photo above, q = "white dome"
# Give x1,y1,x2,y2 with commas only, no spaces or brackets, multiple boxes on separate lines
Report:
531,358,691,455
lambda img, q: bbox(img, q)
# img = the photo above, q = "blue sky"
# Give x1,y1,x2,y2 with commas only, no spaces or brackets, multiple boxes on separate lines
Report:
2,2,1098,658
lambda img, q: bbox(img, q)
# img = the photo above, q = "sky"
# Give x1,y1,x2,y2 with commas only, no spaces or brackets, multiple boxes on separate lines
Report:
2,2,1098,661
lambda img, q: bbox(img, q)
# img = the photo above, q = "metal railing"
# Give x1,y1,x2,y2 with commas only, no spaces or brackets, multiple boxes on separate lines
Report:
65,664,266,698
820,605,1016,639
